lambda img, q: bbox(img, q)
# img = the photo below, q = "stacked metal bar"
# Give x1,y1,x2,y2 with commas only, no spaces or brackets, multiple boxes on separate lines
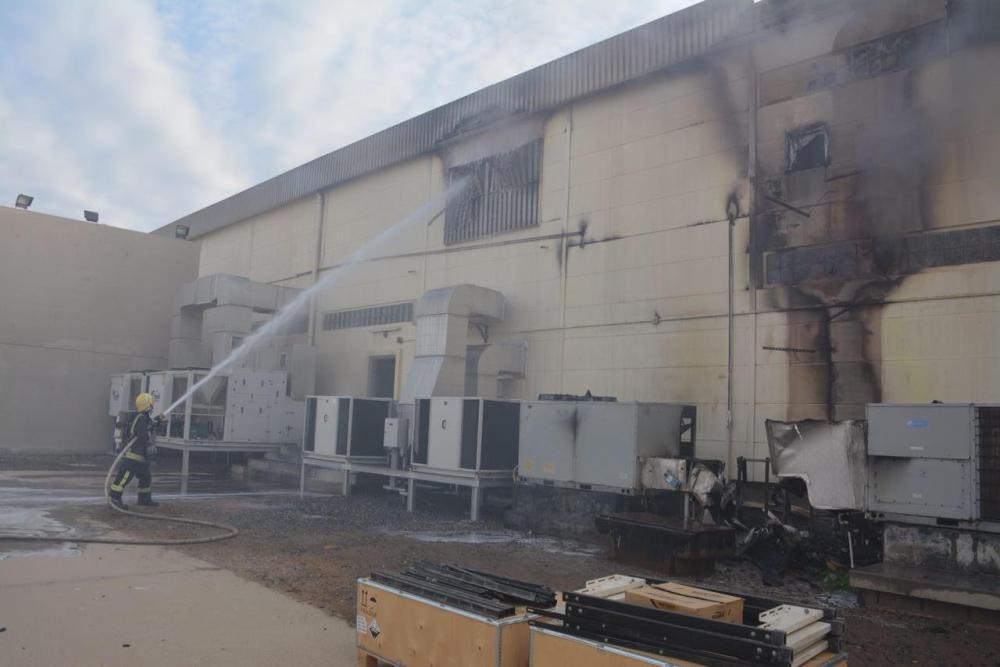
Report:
531,586,845,666
370,563,556,618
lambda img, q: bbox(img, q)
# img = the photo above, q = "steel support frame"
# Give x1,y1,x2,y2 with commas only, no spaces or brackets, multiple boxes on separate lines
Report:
155,439,285,496
300,455,512,520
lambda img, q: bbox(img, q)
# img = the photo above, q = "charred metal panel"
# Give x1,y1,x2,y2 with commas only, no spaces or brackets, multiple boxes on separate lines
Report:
764,223,1000,286
758,19,947,107
765,419,867,510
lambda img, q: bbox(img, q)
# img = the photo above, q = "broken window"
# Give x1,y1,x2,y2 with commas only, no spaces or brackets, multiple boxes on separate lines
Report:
785,123,829,173
444,139,541,245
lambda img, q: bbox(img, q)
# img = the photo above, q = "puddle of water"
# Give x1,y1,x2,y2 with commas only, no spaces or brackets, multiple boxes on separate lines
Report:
0,506,81,560
377,528,603,557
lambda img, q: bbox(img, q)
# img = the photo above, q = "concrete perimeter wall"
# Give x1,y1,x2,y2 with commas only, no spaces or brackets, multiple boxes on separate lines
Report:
0,208,199,453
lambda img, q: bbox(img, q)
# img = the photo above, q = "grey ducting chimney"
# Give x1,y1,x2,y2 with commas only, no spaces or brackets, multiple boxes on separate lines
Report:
400,284,505,403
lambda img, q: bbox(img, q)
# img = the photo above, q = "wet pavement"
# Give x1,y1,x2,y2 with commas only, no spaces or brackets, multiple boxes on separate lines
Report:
0,466,357,666
0,466,292,559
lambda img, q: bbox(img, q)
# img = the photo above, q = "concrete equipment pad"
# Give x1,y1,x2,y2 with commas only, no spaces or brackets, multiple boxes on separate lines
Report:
851,561,1000,624
0,542,356,666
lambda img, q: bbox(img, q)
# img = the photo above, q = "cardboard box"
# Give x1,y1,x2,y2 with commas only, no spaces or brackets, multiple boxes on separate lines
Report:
624,583,743,624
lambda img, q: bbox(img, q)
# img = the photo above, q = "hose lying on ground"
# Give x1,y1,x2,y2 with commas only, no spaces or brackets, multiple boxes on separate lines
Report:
0,437,238,546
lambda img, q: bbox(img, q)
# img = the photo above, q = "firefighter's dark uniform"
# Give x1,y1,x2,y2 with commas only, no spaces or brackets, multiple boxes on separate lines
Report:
110,411,156,506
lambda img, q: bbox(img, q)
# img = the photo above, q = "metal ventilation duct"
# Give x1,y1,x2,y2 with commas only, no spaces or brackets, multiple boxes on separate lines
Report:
400,284,505,404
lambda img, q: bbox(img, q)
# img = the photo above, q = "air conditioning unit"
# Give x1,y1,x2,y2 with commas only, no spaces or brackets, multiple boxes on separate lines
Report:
143,368,298,444
303,396,394,462
108,372,149,417
867,403,1000,522
518,401,696,493
411,398,520,476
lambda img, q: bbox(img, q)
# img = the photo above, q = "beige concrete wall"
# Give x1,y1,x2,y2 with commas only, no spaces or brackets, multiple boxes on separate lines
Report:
192,4,1000,474
0,208,199,453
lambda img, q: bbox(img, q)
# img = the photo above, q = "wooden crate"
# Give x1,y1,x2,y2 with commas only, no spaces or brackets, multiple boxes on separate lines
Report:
528,626,849,667
356,578,532,667
529,626,700,667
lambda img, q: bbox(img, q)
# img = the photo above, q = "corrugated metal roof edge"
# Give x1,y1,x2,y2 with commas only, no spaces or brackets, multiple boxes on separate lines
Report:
156,0,755,239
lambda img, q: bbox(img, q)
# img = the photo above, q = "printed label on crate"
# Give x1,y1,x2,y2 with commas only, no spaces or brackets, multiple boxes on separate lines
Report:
356,615,368,634
369,618,382,640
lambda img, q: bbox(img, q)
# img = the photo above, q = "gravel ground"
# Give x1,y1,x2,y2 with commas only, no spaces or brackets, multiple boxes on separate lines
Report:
76,488,1000,666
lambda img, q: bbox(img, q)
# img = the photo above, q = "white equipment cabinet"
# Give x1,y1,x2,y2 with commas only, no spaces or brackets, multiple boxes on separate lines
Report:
303,396,394,462
108,372,149,417
411,397,520,476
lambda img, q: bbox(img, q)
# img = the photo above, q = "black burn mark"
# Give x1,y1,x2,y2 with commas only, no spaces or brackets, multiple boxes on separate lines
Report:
568,406,580,443
753,17,945,421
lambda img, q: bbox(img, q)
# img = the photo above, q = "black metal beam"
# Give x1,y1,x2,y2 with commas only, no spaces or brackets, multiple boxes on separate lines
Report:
370,571,514,617
564,601,790,664
564,592,786,646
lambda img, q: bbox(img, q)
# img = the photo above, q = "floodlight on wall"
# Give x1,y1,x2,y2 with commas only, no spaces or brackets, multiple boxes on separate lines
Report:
175,224,190,239
15,194,33,209
83,210,99,223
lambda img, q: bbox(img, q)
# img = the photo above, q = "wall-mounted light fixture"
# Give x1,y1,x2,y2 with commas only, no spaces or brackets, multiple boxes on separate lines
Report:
14,194,33,209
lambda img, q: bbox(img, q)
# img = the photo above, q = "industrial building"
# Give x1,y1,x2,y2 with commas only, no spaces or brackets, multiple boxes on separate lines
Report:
154,0,1000,475
4,0,1000,661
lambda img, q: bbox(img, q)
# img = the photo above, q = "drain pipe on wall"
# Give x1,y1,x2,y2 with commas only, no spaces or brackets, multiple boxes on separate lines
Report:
726,199,737,467
307,191,327,345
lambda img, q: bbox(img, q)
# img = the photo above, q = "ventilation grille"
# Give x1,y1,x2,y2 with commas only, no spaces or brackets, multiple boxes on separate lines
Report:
444,140,541,245
322,302,413,331
978,407,1000,521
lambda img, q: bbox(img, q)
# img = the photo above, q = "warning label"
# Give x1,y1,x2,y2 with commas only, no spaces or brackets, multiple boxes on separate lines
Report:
356,615,368,634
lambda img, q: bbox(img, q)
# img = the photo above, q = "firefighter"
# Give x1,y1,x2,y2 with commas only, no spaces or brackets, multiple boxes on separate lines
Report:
109,392,160,509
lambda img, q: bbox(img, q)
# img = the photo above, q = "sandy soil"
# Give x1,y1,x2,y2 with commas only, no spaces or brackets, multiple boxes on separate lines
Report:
78,489,1000,667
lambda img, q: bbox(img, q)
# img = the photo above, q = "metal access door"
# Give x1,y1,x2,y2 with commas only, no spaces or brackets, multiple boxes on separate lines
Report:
311,397,342,457
427,398,464,470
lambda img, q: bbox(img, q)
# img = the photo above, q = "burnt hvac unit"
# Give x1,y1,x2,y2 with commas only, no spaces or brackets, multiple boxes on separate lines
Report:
867,403,1000,523
411,398,520,475
518,401,696,493
303,396,393,462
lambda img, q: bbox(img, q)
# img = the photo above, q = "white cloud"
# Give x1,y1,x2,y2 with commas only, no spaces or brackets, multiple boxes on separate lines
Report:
0,0,698,231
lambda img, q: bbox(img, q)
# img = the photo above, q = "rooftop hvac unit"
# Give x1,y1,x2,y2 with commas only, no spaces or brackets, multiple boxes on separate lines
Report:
867,403,1000,522
108,372,149,417
411,398,520,476
148,368,298,444
303,396,393,462
518,401,696,493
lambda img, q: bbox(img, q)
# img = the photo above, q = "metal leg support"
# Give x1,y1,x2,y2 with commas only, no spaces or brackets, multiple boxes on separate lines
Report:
407,478,416,513
180,449,190,496
342,471,352,497
299,460,306,498
470,486,481,522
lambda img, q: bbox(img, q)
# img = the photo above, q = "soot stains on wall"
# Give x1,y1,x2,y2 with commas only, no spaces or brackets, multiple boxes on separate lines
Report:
753,13,960,420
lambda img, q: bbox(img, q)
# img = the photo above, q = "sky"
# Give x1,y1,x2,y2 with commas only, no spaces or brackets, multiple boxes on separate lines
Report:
0,0,699,232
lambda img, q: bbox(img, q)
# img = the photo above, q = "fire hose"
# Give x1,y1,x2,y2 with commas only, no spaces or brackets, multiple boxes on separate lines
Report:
0,435,238,546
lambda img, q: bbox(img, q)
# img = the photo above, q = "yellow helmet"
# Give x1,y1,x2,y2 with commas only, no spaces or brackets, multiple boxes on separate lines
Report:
135,392,155,412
